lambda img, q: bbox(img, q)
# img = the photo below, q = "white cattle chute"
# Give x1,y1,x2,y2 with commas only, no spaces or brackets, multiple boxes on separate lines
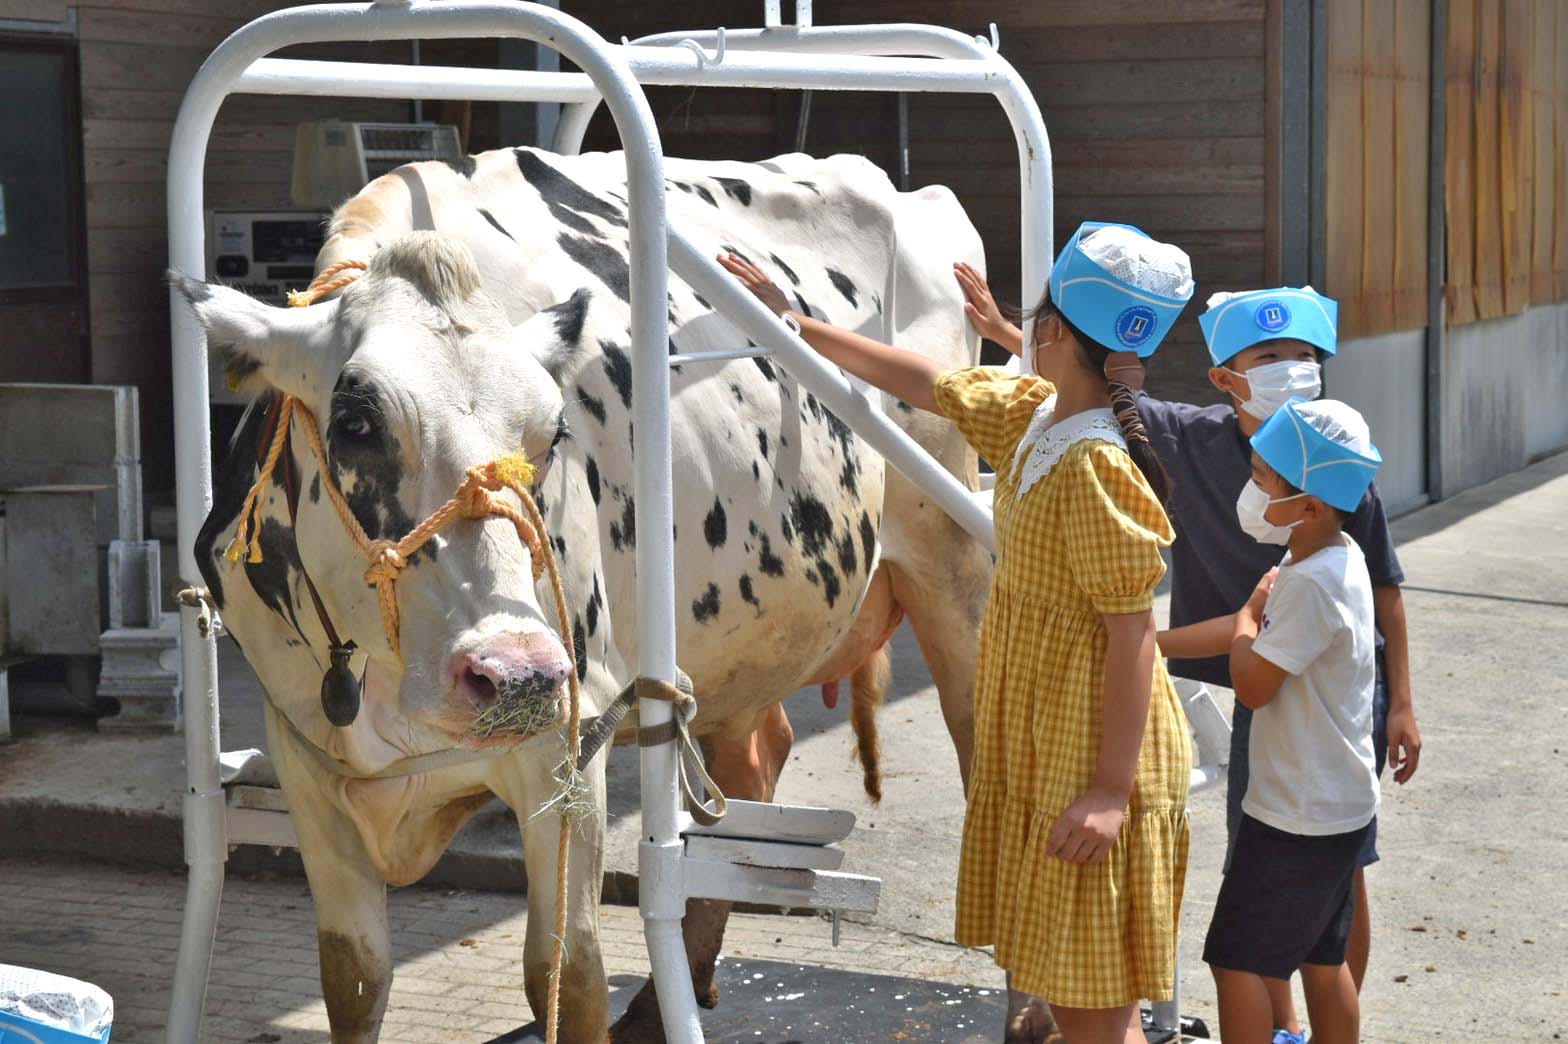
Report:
162,4,1108,1041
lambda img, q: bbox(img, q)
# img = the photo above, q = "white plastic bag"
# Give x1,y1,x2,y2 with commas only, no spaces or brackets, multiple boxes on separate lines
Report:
0,964,113,1037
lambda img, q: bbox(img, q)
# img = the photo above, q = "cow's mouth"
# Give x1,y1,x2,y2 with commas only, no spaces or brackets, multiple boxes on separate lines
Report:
463,677,568,747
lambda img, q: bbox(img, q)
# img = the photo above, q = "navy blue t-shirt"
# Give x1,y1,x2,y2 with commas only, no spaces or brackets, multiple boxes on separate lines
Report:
1137,394,1405,688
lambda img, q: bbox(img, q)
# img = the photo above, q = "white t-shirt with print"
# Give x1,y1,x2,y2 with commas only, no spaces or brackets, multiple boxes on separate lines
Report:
1244,537,1380,836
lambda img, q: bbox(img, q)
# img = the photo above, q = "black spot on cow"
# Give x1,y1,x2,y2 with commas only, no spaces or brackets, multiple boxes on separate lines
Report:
721,244,753,265
780,511,794,545
609,495,636,552
516,149,628,229
792,292,813,318
478,208,514,240
599,340,633,409
752,461,760,481
197,395,281,611
895,399,915,414
816,559,841,608
693,291,711,311
859,510,877,570
445,154,478,178
585,457,601,505
691,582,722,623
714,177,753,205
586,574,603,636
729,382,745,404
308,474,320,504
757,534,784,577
703,498,727,550
756,429,770,459
553,534,568,559
769,253,800,285
871,292,883,313
245,518,307,640
794,179,822,195
837,531,858,577
572,614,588,682
825,268,859,307
739,573,759,610
804,392,822,421
789,493,834,558
753,355,776,381
328,375,416,547
558,233,630,302
542,287,591,347
577,388,606,426
692,184,718,206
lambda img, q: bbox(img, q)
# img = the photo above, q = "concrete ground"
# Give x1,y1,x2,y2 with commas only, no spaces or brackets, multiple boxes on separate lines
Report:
2,450,1565,1041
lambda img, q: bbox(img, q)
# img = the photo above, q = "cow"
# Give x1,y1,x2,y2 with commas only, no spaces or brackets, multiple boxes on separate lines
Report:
172,146,994,1042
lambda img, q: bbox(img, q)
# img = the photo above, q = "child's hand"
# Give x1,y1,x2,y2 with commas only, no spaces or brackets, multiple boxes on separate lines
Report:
954,261,1011,341
718,252,792,317
1045,786,1126,864
1243,567,1279,622
1386,706,1423,784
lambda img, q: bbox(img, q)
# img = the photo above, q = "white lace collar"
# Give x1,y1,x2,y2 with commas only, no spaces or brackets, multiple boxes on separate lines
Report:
1009,395,1126,502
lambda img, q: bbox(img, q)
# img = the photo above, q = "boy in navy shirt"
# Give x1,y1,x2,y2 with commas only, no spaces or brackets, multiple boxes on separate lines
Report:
955,270,1423,1042
1158,397,1384,1044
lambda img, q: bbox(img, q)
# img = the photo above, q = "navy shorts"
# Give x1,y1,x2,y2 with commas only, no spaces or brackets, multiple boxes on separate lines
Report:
1204,815,1371,979
1225,654,1389,871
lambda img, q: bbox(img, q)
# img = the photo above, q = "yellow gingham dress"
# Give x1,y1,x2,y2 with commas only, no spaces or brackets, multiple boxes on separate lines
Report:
935,367,1192,1008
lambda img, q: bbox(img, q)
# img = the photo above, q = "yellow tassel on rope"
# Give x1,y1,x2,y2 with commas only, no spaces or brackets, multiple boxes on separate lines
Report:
491,453,537,490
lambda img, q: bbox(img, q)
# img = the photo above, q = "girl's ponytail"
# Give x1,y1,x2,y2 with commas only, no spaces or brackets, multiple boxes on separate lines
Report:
1104,370,1171,506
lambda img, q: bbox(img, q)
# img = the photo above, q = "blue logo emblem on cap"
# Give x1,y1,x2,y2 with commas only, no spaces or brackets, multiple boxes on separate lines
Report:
1114,306,1158,348
1255,300,1292,333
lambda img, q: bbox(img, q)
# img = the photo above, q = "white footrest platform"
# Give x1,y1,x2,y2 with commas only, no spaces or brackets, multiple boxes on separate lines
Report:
680,799,880,914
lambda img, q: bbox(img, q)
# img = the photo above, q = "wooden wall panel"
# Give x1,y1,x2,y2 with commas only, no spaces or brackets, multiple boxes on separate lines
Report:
1322,0,1431,338
1446,0,1568,326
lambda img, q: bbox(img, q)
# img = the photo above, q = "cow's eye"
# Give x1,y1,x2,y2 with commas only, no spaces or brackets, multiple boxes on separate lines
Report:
332,410,376,442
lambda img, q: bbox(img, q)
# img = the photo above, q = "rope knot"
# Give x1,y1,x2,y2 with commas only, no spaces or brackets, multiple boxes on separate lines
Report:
364,540,406,585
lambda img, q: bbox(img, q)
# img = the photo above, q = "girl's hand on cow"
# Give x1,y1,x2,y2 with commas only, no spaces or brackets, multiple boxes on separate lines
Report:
1046,786,1126,864
954,261,1024,356
719,252,792,317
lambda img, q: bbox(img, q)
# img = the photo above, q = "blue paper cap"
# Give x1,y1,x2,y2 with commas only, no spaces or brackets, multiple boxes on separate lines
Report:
1049,221,1194,358
1199,286,1339,366
1250,398,1382,512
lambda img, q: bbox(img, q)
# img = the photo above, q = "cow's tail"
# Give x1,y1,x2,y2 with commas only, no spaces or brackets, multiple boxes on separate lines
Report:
849,645,891,804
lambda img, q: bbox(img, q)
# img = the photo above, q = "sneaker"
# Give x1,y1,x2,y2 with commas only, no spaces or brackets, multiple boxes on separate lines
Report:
1272,1031,1308,1044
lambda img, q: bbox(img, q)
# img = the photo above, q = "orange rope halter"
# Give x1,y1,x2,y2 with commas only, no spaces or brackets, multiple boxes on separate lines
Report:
230,259,582,1044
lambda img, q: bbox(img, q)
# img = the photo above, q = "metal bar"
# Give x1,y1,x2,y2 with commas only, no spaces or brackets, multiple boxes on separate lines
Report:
668,232,996,552
238,57,602,101
1425,0,1448,503
667,345,774,365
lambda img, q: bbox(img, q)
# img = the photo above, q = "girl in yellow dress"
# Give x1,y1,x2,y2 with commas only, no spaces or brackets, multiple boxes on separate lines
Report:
721,221,1194,1044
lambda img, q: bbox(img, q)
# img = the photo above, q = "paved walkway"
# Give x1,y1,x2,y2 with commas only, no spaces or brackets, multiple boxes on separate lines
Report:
0,855,998,1043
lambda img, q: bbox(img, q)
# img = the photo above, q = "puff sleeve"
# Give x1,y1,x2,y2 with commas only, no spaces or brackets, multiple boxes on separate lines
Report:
932,366,1054,469
1062,442,1176,615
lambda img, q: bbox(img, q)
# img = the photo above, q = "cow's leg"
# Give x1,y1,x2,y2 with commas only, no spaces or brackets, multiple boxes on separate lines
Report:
491,751,610,1044
611,704,794,1042
292,799,393,1043
887,541,989,793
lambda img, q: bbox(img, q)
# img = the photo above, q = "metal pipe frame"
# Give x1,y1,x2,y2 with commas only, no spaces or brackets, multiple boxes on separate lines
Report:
165,5,1050,1040
555,23,1054,366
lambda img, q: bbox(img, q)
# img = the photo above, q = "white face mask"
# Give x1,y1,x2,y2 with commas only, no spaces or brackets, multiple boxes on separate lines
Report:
1226,359,1322,420
1235,479,1306,545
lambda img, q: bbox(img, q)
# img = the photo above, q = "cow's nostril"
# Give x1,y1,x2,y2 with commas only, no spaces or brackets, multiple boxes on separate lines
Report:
462,667,499,708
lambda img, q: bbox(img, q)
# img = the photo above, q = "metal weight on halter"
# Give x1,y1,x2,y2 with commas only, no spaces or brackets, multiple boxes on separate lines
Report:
320,641,365,727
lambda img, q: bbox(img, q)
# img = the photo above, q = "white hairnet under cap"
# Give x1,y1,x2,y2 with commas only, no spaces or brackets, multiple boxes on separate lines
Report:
1078,225,1195,300
1292,399,1375,457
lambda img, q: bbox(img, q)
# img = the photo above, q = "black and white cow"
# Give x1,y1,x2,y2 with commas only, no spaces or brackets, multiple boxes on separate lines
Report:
173,147,994,1042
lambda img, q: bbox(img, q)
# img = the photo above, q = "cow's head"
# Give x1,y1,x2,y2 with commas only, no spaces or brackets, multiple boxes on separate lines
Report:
175,232,584,745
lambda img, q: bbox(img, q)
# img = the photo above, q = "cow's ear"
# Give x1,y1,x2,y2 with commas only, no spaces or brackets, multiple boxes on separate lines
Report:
521,287,591,383
168,272,338,399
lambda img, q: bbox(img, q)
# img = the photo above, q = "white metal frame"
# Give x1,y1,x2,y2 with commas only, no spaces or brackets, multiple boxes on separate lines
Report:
165,4,1058,1041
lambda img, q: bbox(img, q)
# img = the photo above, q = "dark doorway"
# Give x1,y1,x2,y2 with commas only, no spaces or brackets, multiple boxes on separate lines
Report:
0,33,88,383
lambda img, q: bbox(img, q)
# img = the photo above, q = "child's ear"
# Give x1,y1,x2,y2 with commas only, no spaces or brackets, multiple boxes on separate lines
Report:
1209,365,1242,399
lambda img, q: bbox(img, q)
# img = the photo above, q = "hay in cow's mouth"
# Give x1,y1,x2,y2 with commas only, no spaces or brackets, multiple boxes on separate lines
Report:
467,696,561,741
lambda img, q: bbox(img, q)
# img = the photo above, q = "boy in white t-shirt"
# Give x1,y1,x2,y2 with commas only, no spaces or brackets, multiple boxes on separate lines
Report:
1157,397,1382,1044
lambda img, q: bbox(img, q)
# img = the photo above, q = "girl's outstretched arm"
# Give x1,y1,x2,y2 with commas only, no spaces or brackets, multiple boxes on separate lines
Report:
719,252,944,414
